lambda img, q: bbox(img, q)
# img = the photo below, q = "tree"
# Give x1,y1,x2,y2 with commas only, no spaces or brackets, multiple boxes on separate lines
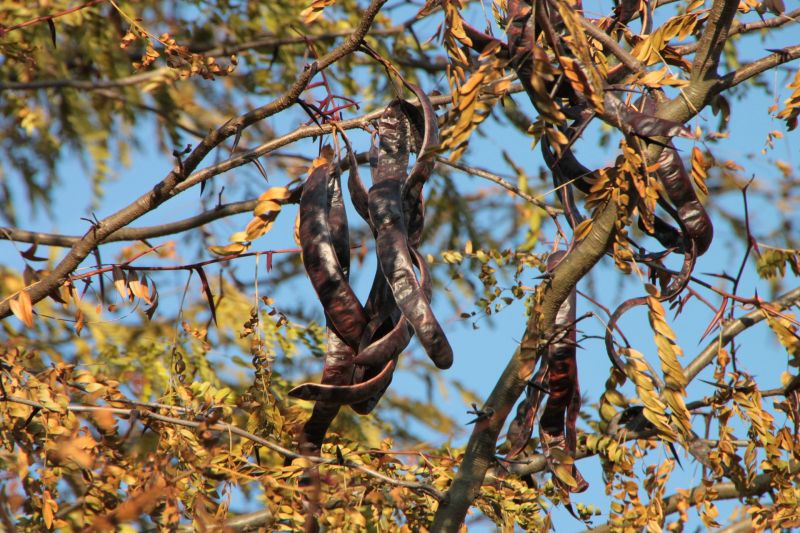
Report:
1,0,799,530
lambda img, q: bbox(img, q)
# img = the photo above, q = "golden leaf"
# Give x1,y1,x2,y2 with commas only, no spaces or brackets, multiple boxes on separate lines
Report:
690,147,709,195
208,243,249,256
573,218,593,241
258,186,291,202
10,291,34,328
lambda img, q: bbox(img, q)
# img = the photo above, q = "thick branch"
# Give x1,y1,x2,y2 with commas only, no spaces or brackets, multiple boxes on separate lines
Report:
0,0,387,320
716,45,800,92
691,0,740,83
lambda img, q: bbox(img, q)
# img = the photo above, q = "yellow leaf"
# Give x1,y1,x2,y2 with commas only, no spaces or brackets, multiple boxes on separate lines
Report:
208,243,248,256
245,216,276,241
573,218,593,241
10,291,34,328
253,200,282,217
258,186,291,202
229,231,250,243
42,490,57,529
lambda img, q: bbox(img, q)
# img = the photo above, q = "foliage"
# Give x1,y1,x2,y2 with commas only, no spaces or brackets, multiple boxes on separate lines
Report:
1,0,800,531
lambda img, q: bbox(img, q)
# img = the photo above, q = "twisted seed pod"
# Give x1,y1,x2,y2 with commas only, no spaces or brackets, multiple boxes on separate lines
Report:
538,251,588,493
296,158,359,453
289,358,397,404
354,248,429,368
299,161,367,350
370,178,453,369
369,100,453,369
297,328,354,453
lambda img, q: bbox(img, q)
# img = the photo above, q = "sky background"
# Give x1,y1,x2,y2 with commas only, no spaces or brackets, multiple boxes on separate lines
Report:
2,0,799,530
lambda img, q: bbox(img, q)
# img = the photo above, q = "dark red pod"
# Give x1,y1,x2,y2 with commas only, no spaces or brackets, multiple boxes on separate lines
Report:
354,248,429,368
289,358,397,404
299,162,368,350
538,250,588,493
654,147,714,256
343,133,371,225
297,328,355,454
370,178,453,369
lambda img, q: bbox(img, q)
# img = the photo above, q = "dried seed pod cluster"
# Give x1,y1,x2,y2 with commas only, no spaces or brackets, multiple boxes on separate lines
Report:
290,86,452,454
461,0,716,493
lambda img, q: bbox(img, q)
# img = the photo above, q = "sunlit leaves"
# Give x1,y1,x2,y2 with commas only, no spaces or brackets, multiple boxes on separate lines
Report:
440,54,506,161
208,186,294,256
631,13,702,67
646,284,692,439
301,0,336,24
777,66,800,130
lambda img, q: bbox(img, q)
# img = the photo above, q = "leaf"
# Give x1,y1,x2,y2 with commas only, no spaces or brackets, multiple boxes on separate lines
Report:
42,489,56,529
690,147,709,195
128,271,143,299
112,266,129,301
10,291,34,328
300,0,336,25
196,267,217,325
259,186,291,202
573,218,593,241
229,231,250,243
208,243,248,256
244,216,276,241
145,282,159,320
253,200,282,217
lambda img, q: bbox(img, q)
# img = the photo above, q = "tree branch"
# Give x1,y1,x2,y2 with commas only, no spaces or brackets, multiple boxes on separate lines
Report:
0,0,388,320
582,463,798,532
684,285,800,384
0,68,174,91
430,199,620,531
716,45,800,93
674,9,800,56
434,157,563,217
0,198,269,247
691,0,740,83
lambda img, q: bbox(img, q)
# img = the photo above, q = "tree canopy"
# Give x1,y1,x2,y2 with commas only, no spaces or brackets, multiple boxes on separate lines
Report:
1,0,800,530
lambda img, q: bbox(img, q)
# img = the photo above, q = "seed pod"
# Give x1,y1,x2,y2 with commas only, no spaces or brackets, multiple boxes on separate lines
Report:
354,248,428,368
654,147,713,256
343,132,371,224
370,178,453,369
401,83,439,247
296,327,355,453
289,358,397,404
299,161,367,350
538,250,588,493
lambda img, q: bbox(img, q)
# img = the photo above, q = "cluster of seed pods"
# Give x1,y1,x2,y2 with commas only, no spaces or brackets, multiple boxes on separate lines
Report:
460,0,714,492
289,84,453,455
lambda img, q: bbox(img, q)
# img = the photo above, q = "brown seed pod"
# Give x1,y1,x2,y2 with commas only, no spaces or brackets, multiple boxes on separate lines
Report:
299,161,368,350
